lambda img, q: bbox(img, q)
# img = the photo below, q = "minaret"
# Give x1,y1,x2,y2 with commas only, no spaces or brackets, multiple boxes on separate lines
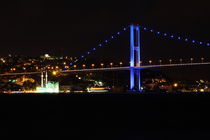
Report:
41,72,44,88
45,71,48,87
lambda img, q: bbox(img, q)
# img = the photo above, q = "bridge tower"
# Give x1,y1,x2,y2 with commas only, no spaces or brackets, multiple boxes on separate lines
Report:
130,24,141,91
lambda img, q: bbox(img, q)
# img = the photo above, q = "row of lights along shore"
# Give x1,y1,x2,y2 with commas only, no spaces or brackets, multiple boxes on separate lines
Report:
67,57,207,69
8,58,208,72
148,57,205,65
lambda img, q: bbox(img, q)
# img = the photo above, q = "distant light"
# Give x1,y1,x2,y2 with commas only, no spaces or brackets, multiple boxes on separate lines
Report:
173,83,178,87
143,27,147,30
123,28,127,31
105,40,108,43
87,52,90,54
157,31,160,34
170,35,174,38
199,42,203,45
52,71,57,76
93,48,96,51
81,55,84,58
192,40,195,43
164,33,167,36
100,63,104,67
150,29,154,32
99,44,102,46
70,63,73,66
185,38,188,41
117,32,120,35
111,36,114,39
44,54,50,58
178,37,181,40
200,89,204,92
207,43,210,46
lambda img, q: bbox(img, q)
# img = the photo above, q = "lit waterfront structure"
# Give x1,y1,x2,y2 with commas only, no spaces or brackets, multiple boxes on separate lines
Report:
130,24,141,91
36,81,59,93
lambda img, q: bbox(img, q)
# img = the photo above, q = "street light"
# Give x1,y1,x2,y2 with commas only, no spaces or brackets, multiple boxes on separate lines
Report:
110,62,113,67
149,60,152,65
100,63,104,68
119,62,123,67
201,57,204,63
159,60,162,65
82,64,86,68
91,64,95,68
190,58,194,63
169,59,172,64
179,58,183,64
73,65,77,69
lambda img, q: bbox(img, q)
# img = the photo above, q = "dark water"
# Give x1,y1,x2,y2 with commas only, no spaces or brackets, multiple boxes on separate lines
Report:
0,93,210,139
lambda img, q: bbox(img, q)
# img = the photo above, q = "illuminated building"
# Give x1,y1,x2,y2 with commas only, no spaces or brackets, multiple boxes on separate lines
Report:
36,81,59,93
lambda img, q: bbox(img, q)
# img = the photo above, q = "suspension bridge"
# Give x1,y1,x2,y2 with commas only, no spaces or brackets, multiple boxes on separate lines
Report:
0,24,210,92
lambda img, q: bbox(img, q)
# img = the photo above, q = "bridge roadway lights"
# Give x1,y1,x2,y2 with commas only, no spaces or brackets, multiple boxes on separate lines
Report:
130,25,141,92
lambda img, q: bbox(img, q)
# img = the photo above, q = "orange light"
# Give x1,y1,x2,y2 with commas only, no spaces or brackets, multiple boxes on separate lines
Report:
173,83,178,87
52,71,57,76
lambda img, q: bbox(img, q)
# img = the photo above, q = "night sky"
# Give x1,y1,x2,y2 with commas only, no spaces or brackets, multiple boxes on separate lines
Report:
0,0,210,61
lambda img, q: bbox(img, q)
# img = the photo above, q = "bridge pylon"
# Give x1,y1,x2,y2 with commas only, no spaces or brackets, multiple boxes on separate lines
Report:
130,24,141,91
